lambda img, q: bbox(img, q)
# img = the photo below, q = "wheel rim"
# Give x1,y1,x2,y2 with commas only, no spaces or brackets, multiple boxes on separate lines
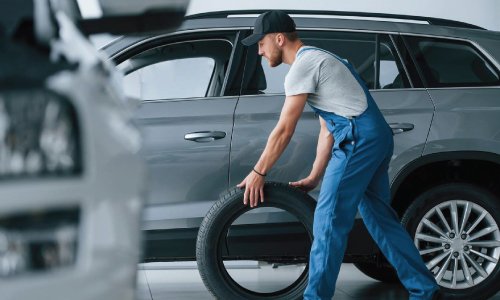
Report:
415,200,500,289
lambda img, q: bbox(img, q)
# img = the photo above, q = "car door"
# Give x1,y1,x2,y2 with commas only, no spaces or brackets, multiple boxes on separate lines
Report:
229,30,435,255
402,35,500,157
229,43,318,192
369,34,435,183
116,31,244,231
230,30,434,198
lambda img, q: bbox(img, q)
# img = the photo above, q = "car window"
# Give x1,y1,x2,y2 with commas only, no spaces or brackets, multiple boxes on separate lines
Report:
404,36,500,88
379,46,401,88
302,32,377,90
122,57,215,100
241,31,409,95
303,32,410,90
260,61,290,94
117,39,232,100
378,35,411,89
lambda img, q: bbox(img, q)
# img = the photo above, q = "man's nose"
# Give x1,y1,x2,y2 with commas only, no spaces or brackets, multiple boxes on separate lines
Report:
258,46,263,56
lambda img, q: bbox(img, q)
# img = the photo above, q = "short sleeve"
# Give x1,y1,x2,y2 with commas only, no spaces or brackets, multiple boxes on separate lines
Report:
284,54,320,96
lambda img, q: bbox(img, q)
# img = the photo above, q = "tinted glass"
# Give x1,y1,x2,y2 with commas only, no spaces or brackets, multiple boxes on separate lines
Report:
405,36,500,88
260,61,290,94
378,35,410,89
118,39,232,100
123,58,215,100
239,44,288,95
241,31,409,95
303,32,376,89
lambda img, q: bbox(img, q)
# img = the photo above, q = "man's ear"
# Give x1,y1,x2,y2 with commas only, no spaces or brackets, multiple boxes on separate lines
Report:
276,33,285,47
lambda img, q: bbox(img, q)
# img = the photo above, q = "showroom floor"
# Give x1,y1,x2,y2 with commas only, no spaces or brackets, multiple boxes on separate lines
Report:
136,262,500,300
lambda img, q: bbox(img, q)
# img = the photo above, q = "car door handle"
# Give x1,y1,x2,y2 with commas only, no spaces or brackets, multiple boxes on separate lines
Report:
184,131,226,142
389,123,414,135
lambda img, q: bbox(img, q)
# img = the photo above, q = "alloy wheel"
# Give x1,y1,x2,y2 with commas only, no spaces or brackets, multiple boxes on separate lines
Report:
415,200,500,289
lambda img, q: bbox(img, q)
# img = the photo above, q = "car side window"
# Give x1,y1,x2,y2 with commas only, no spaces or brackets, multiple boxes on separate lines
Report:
302,32,377,89
239,44,289,95
240,31,409,95
404,36,500,88
117,39,233,100
302,32,410,90
378,35,411,89
122,58,215,100
260,61,290,94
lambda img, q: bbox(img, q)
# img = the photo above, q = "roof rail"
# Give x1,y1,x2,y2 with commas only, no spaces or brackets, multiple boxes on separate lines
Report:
185,10,485,30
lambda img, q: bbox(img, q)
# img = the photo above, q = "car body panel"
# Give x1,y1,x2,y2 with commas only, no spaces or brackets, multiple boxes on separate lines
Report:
136,97,237,230
423,88,500,156
230,94,319,193
372,90,435,183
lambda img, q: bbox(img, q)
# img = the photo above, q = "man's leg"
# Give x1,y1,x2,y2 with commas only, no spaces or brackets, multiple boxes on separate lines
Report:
304,137,386,300
358,153,439,300
304,152,357,299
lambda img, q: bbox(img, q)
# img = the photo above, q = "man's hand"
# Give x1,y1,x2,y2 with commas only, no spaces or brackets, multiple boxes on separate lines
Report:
289,176,319,192
237,171,265,208
236,94,308,208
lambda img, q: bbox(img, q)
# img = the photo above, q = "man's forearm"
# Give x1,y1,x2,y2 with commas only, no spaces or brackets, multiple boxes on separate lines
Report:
251,94,308,176
309,127,333,181
254,126,293,174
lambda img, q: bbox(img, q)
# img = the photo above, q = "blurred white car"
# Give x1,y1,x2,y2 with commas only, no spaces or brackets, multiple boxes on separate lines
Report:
0,0,187,299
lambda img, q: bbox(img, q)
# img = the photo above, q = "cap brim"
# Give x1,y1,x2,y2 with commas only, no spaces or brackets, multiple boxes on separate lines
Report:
241,33,265,46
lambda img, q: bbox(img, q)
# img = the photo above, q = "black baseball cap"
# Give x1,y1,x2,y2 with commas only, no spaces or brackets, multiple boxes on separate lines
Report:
241,10,296,46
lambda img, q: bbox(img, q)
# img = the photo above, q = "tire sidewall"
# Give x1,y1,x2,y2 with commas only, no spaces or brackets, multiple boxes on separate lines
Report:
401,183,500,300
196,183,316,300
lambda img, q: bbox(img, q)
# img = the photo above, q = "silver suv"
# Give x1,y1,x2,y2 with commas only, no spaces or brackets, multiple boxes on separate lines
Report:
104,10,500,299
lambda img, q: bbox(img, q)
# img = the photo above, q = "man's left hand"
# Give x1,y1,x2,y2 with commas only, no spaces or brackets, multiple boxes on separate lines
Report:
237,171,265,208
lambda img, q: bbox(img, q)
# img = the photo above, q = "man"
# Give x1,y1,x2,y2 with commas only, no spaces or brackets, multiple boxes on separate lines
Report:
237,10,441,300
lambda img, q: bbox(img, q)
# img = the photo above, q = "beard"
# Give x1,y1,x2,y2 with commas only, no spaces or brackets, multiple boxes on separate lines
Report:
267,47,283,67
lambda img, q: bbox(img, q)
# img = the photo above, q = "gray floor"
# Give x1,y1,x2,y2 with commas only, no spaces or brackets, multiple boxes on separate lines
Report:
136,262,500,300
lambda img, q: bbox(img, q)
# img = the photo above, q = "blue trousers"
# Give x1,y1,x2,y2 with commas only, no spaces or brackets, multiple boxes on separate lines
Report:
298,47,439,299
303,97,438,300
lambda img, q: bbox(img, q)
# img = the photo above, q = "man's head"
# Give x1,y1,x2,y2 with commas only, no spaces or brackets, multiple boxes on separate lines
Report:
242,11,299,67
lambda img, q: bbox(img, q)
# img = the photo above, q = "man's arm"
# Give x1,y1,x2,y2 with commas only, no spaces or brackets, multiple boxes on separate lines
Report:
290,116,333,191
237,93,308,207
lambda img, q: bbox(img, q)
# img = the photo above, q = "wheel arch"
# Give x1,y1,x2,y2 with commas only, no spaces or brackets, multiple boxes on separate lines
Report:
390,151,500,216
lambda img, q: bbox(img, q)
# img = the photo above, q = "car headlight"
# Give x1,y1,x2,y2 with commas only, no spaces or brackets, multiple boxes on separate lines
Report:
0,88,81,178
0,207,79,277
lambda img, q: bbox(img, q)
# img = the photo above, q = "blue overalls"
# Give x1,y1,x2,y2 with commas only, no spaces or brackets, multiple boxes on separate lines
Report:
297,47,439,300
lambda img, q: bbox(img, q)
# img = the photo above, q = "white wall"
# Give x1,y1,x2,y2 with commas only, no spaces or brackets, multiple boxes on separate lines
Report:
186,0,500,31
83,0,500,49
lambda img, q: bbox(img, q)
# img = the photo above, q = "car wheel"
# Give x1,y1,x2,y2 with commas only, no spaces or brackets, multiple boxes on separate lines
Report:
402,183,500,300
196,182,316,300
353,261,400,283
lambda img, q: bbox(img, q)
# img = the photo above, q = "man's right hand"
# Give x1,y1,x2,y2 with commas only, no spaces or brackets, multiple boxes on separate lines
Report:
289,176,319,192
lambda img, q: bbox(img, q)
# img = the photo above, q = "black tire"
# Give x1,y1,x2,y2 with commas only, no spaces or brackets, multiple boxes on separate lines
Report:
196,182,316,300
353,261,400,283
401,183,500,300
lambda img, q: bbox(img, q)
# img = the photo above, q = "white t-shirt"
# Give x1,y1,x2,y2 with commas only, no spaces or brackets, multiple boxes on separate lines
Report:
284,46,368,118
